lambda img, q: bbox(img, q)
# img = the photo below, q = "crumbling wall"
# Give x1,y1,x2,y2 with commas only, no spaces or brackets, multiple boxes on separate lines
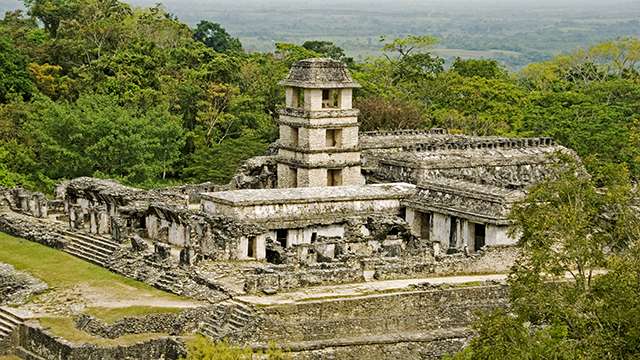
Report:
0,263,48,305
230,156,278,190
76,307,218,339
16,322,185,360
0,211,67,248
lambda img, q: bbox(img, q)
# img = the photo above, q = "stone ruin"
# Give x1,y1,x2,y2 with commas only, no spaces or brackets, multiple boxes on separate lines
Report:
0,58,579,359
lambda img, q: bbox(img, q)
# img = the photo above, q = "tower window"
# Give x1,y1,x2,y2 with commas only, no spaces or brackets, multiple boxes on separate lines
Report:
325,129,342,148
322,89,340,108
327,169,343,187
291,127,299,147
293,88,305,108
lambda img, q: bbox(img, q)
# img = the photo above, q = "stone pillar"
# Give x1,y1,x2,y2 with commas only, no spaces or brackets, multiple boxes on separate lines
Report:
405,208,421,238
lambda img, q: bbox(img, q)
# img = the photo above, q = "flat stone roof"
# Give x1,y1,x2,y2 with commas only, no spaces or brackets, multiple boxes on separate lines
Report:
418,179,526,203
380,145,567,169
201,183,416,206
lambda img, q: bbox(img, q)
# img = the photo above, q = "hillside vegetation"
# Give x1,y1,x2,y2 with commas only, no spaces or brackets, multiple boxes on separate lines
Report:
0,0,638,191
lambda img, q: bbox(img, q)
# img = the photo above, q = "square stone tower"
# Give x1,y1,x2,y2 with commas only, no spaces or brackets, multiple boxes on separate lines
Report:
277,58,364,188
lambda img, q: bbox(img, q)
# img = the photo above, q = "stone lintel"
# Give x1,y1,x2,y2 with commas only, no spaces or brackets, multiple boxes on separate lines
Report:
278,108,360,120
276,143,361,154
276,157,362,169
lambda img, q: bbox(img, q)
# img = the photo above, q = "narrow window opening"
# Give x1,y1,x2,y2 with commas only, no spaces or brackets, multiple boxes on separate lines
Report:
327,169,343,187
311,232,318,243
291,127,299,147
295,88,305,108
325,129,342,148
276,229,288,248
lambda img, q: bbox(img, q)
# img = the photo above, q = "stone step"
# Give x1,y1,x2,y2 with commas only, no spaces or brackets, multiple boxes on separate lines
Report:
65,248,105,266
16,346,48,360
234,307,252,318
0,309,22,325
231,311,250,322
66,246,107,264
67,242,110,261
61,230,120,251
227,318,245,330
0,318,17,332
67,236,115,257
230,301,253,312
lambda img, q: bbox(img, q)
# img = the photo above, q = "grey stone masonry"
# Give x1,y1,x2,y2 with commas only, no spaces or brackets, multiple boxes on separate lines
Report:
277,58,365,188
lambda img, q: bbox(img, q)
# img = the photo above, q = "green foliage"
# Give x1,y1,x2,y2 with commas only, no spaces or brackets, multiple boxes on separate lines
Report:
24,94,185,184
0,35,35,102
181,336,289,360
193,20,243,53
451,58,507,79
23,0,80,37
183,132,269,184
301,40,353,65
448,159,640,359
381,34,439,58
356,96,428,131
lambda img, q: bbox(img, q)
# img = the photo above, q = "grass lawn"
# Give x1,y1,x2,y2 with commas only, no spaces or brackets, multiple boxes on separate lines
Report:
0,232,199,323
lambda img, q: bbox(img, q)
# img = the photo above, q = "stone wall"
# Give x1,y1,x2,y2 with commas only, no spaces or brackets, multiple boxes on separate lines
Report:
76,307,217,339
0,211,67,249
16,322,185,360
288,330,469,360
249,284,509,344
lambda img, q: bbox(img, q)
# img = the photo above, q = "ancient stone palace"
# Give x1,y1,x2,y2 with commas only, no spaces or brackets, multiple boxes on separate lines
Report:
0,58,575,359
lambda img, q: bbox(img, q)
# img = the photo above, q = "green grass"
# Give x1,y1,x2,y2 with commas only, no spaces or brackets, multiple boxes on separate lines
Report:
0,232,182,301
0,355,22,360
38,317,166,346
85,306,184,324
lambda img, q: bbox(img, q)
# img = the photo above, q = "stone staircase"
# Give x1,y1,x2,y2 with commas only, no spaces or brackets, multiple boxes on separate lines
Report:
154,271,182,295
61,230,120,266
199,300,254,341
0,307,24,349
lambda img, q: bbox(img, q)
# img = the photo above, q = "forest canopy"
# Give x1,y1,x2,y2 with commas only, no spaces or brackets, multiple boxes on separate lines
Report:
0,0,639,192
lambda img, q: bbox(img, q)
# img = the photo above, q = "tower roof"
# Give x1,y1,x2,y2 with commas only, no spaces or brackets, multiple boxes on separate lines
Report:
279,58,361,89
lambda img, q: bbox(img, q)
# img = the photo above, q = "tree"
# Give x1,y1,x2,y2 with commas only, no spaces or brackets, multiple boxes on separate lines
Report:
448,159,640,359
25,94,185,184
23,0,80,37
356,96,428,131
0,35,34,103
193,20,242,53
302,40,353,65
181,336,289,360
451,58,507,79
381,35,439,59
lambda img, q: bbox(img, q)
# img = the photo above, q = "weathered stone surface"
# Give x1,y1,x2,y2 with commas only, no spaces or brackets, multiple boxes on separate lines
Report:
0,263,48,306
16,322,185,360
279,58,360,89
76,307,218,339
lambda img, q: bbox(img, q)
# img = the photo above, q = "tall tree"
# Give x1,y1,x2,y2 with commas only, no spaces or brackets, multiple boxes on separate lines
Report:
193,20,242,53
